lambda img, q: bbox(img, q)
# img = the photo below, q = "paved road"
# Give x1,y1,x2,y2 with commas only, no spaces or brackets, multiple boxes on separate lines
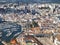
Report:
24,35,43,45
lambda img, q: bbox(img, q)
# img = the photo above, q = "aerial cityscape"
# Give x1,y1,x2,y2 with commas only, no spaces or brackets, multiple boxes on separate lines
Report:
0,0,60,45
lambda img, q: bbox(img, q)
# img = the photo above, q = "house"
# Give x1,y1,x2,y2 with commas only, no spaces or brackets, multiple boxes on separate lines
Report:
30,21,40,34
54,34,60,45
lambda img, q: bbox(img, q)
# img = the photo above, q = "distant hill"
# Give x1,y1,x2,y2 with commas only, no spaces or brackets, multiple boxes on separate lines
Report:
0,0,60,3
